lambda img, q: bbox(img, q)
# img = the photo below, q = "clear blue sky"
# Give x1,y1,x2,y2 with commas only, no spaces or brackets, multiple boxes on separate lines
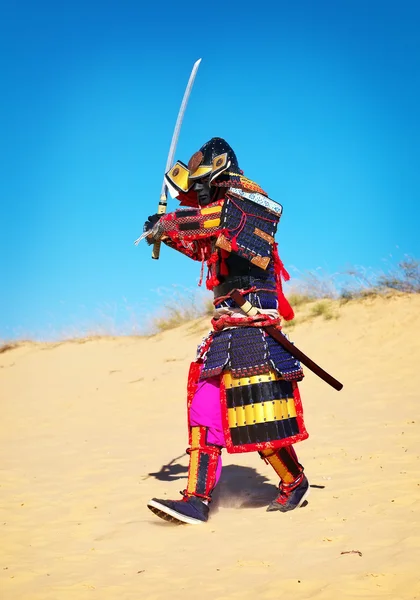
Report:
1,1,419,340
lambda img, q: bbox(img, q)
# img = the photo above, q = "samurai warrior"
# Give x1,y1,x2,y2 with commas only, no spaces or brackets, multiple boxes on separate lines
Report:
144,138,309,524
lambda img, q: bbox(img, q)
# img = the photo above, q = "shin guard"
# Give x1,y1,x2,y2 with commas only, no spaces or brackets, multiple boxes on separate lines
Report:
185,426,222,502
259,446,302,484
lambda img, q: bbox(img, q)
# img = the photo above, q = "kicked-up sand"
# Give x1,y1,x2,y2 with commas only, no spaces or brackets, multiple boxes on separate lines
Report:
1,293,420,599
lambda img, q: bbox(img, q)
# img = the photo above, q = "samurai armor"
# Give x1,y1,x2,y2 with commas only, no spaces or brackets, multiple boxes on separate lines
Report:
200,326,304,381
216,194,280,270
185,426,222,501
220,369,308,453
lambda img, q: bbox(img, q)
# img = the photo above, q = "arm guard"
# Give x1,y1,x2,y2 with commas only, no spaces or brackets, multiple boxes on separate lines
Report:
147,201,224,261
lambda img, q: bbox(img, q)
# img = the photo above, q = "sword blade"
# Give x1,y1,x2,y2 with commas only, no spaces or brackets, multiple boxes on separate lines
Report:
152,58,202,259
160,57,202,197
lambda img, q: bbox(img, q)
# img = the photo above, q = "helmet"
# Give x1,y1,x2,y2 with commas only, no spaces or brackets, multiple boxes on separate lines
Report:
165,137,240,196
188,137,240,181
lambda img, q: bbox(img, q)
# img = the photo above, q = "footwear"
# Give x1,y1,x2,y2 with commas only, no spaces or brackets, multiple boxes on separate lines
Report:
147,495,209,525
267,473,309,512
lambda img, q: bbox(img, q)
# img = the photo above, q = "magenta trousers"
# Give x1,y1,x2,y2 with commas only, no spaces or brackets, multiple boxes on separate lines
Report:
189,376,225,484
188,374,300,488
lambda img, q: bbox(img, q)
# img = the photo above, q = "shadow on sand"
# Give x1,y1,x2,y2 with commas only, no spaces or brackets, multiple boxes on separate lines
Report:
147,456,279,509
146,453,188,482
147,456,320,509
211,465,279,510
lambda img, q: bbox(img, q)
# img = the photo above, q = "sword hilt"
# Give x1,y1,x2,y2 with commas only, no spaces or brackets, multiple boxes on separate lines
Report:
151,193,168,260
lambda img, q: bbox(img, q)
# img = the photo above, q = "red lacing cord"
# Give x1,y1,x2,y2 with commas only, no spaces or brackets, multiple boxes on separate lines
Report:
213,286,257,306
211,312,281,332
205,251,220,290
226,196,278,251
198,247,206,287
186,446,222,456
213,286,278,306
181,490,212,502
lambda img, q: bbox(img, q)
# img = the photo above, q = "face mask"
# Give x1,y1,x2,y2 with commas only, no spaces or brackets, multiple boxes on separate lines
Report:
193,179,212,206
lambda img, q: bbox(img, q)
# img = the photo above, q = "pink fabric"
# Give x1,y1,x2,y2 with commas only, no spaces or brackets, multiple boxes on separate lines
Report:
189,375,225,485
189,376,225,447
188,373,300,487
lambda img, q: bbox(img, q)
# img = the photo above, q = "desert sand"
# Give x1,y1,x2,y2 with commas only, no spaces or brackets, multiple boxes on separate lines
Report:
1,293,420,600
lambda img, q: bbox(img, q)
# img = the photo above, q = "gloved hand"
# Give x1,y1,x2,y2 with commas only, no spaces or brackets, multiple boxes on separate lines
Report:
143,213,162,233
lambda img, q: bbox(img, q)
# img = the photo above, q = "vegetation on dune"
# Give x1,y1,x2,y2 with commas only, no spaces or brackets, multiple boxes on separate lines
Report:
1,257,418,343
151,288,214,333
153,256,419,333
339,257,420,300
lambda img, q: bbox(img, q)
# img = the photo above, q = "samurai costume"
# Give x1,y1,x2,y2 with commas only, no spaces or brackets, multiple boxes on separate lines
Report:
144,138,309,524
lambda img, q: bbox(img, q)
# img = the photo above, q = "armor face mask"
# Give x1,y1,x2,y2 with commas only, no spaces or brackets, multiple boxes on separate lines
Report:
165,137,240,198
193,178,212,206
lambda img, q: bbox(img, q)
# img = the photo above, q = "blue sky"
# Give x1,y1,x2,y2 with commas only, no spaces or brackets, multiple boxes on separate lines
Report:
1,1,419,340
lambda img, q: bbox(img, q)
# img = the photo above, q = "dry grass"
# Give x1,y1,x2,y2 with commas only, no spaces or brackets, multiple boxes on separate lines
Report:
282,299,338,330
286,256,419,302
151,287,214,333
3,257,418,342
129,256,420,333
286,292,315,307
282,257,419,328
338,256,420,300
309,300,337,320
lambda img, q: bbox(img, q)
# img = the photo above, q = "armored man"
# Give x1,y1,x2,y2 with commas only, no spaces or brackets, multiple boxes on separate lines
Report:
144,138,309,524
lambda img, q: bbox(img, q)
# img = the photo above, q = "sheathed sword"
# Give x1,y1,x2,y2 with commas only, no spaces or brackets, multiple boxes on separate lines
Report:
149,58,202,259
229,289,343,391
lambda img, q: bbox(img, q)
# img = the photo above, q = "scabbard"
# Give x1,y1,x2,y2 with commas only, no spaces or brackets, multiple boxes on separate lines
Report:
229,289,343,391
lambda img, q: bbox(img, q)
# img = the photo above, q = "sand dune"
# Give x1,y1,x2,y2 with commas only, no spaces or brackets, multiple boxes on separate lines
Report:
1,294,420,599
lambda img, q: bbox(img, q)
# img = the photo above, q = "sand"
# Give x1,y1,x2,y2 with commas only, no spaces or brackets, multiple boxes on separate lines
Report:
1,293,420,600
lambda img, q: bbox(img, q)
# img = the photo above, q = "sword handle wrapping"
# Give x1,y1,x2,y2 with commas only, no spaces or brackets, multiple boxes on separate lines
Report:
151,240,162,260
151,193,168,260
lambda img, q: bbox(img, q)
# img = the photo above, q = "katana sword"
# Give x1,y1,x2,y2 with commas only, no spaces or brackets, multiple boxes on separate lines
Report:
151,58,202,260
229,289,343,391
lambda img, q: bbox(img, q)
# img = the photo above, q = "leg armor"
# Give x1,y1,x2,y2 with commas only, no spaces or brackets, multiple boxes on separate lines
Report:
147,426,222,525
260,446,309,512
185,426,222,502
259,446,302,483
